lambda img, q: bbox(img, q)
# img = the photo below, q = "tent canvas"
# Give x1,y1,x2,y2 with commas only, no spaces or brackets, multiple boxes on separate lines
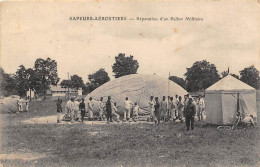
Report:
85,74,188,115
0,95,25,113
205,75,257,125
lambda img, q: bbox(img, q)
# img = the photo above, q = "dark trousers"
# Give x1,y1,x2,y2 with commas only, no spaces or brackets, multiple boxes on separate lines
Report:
107,112,112,122
81,110,85,122
155,110,161,124
186,115,194,130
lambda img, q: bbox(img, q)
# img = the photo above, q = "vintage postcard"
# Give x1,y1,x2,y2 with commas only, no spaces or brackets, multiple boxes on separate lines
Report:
0,0,260,166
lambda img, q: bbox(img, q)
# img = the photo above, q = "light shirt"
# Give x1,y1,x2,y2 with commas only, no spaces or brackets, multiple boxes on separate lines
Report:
66,100,75,111
184,99,189,108
175,99,179,107
177,100,184,110
99,101,105,111
74,101,80,111
112,105,117,114
198,98,205,109
18,99,23,105
87,100,93,111
160,100,168,110
242,116,254,124
124,100,131,109
149,100,155,110
168,101,174,109
133,105,139,113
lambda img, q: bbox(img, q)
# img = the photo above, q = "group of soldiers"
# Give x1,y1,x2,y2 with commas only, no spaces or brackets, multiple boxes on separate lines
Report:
56,94,205,130
17,97,30,112
57,96,138,124
148,94,205,130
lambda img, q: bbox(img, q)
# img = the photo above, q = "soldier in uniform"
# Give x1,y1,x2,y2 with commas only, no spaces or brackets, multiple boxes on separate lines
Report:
148,96,155,121
160,96,168,121
154,97,161,125
79,98,86,123
185,97,196,131
197,95,205,121
87,97,94,121
99,97,105,121
56,98,63,123
106,96,113,124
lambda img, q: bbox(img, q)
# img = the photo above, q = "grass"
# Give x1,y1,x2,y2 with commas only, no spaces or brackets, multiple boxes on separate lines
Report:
1,99,260,167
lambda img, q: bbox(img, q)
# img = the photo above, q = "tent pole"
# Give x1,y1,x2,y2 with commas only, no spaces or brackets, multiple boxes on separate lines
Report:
168,72,170,97
237,92,240,114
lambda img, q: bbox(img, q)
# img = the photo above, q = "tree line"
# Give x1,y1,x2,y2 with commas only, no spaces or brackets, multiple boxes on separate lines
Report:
0,53,139,97
1,56,259,97
169,60,260,92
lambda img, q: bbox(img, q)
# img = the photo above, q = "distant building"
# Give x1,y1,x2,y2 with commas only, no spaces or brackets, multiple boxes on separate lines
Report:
46,85,82,97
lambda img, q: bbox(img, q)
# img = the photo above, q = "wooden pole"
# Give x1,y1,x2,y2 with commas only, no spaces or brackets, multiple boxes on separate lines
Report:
168,72,171,96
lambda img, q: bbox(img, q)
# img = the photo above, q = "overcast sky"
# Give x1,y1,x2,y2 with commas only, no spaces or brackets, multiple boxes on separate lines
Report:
1,0,259,83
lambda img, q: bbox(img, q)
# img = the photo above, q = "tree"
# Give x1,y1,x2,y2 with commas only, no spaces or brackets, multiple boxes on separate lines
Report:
185,60,220,92
15,65,29,96
0,67,17,96
169,75,186,90
82,84,88,95
221,70,240,79
34,58,60,99
60,79,72,88
71,75,84,90
112,53,139,78
230,73,239,79
240,65,260,89
61,75,84,95
86,68,110,93
221,70,229,78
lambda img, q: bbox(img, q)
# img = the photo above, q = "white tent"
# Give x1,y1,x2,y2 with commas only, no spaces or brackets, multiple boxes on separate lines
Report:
205,75,257,125
85,74,188,115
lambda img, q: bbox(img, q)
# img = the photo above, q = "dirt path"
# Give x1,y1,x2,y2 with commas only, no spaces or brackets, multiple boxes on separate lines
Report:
0,153,46,161
22,114,155,125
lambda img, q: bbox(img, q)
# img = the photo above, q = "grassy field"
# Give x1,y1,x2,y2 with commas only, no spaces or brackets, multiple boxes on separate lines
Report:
0,98,260,167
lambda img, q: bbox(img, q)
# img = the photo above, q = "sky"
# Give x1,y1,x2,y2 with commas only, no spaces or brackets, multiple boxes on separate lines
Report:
1,0,260,83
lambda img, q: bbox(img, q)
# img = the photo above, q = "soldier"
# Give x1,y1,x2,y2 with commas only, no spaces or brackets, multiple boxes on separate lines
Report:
168,97,175,120
177,96,184,119
154,97,161,125
183,95,189,117
79,98,86,123
167,96,171,118
25,97,29,112
241,114,255,128
112,102,120,122
133,102,139,121
197,95,205,121
74,99,80,121
174,95,179,117
124,97,132,121
17,97,23,112
99,97,105,121
106,96,113,124
160,96,168,121
185,97,196,130
87,97,94,121
65,97,75,121
148,96,155,121
56,98,63,123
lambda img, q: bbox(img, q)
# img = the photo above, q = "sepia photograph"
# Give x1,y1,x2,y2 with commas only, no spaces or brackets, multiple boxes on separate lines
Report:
0,0,260,166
